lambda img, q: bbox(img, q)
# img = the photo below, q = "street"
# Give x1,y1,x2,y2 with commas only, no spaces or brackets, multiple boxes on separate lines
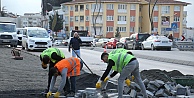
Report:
28,47,194,76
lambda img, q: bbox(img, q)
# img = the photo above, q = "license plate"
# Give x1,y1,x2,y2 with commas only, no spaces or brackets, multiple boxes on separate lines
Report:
3,40,10,42
162,41,168,43
37,45,45,47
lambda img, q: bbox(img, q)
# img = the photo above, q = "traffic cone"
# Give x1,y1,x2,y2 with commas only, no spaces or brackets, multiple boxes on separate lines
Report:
104,46,107,53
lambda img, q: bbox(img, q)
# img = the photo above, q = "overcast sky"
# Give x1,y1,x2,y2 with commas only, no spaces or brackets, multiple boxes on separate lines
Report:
1,0,193,27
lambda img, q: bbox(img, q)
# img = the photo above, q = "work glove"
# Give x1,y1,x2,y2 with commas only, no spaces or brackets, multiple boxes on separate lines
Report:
54,92,60,98
125,79,131,86
68,48,71,52
46,91,52,98
41,62,47,69
96,81,102,89
104,76,111,82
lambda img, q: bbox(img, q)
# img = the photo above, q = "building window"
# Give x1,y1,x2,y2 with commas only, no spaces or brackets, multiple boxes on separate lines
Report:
130,4,136,10
130,27,134,32
118,27,126,32
153,17,158,22
75,5,78,11
65,16,69,22
70,6,74,11
86,16,89,21
139,16,143,22
86,4,89,10
174,16,180,22
118,16,126,21
154,5,158,11
174,6,180,11
80,16,84,22
80,5,84,11
130,16,135,22
153,28,158,32
70,17,74,21
75,16,79,22
80,26,84,30
107,16,113,21
107,27,113,32
161,6,170,14
118,4,127,10
70,27,74,31
86,26,89,30
107,4,113,10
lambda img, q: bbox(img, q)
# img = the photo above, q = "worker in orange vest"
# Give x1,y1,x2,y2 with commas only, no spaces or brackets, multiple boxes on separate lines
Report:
46,57,82,98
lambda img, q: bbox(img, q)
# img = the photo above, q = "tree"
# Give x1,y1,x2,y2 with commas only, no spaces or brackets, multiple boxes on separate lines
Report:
49,11,63,36
115,27,121,38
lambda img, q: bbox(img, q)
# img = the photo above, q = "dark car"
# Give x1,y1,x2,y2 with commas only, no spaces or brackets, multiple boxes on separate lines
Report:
126,33,151,50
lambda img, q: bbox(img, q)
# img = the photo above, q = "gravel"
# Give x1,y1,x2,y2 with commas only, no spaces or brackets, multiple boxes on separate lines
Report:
0,47,192,98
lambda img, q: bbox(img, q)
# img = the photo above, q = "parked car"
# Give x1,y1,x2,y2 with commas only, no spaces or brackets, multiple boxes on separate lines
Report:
52,40,62,46
95,38,109,48
116,37,130,49
126,33,151,50
105,38,118,49
141,36,172,51
92,38,99,47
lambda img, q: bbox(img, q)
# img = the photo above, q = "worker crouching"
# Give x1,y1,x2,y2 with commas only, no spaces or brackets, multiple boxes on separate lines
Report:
47,57,82,98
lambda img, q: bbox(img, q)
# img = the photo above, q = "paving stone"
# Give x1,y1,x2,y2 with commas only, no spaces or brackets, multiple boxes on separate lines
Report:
155,89,168,97
155,80,165,86
129,89,137,98
177,88,187,95
147,83,158,91
146,90,154,97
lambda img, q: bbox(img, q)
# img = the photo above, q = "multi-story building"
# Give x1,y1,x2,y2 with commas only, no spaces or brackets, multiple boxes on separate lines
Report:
61,0,190,38
20,13,42,27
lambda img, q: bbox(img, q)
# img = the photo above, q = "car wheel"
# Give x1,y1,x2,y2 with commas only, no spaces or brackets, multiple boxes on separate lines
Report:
141,44,144,50
151,44,155,51
132,44,136,50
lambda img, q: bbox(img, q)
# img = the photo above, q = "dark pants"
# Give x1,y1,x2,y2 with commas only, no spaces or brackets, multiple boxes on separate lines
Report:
64,76,76,93
47,62,55,90
63,60,83,93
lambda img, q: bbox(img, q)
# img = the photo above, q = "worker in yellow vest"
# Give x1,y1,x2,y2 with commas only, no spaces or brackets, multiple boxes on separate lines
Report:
96,52,148,98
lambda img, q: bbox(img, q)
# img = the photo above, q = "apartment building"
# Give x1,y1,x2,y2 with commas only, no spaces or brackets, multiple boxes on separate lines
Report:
61,0,190,38
20,13,42,27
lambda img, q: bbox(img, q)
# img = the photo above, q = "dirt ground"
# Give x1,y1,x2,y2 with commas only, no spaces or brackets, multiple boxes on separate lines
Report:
0,47,192,98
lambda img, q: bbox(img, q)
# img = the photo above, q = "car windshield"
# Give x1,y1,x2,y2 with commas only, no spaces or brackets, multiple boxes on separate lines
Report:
0,24,16,32
138,34,150,41
28,30,49,38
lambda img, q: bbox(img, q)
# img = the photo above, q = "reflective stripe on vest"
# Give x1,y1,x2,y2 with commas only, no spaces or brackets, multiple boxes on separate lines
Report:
116,53,129,71
67,58,77,75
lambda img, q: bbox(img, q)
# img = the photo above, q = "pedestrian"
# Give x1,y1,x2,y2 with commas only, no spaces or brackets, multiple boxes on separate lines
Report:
181,35,185,41
46,57,82,98
40,47,65,93
168,34,173,41
68,32,82,57
96,52,148,98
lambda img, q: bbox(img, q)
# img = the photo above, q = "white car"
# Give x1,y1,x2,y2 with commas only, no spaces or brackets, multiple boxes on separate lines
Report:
141,36,172,51
22,27,52,51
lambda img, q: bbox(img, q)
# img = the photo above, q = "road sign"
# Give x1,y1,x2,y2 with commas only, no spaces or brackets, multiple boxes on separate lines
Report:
171,23,178,31
165,28,172,31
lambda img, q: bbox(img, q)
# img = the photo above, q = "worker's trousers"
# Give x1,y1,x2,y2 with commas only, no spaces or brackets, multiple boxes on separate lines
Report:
118,59,148,98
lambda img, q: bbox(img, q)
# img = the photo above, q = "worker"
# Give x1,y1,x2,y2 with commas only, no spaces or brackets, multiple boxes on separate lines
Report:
99,48,134,90
46,57,82,98
40,47,65,93
96,52,148,98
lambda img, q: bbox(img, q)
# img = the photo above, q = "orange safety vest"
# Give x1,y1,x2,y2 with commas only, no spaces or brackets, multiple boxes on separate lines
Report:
55,57,81,77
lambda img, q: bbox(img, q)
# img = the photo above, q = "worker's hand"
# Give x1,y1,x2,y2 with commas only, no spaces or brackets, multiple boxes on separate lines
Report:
54,92,60,98
96,81,102,89
46,91,52,98
41,62,47,69
125,79,131,86
104,76,111,82
68,48,71,52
